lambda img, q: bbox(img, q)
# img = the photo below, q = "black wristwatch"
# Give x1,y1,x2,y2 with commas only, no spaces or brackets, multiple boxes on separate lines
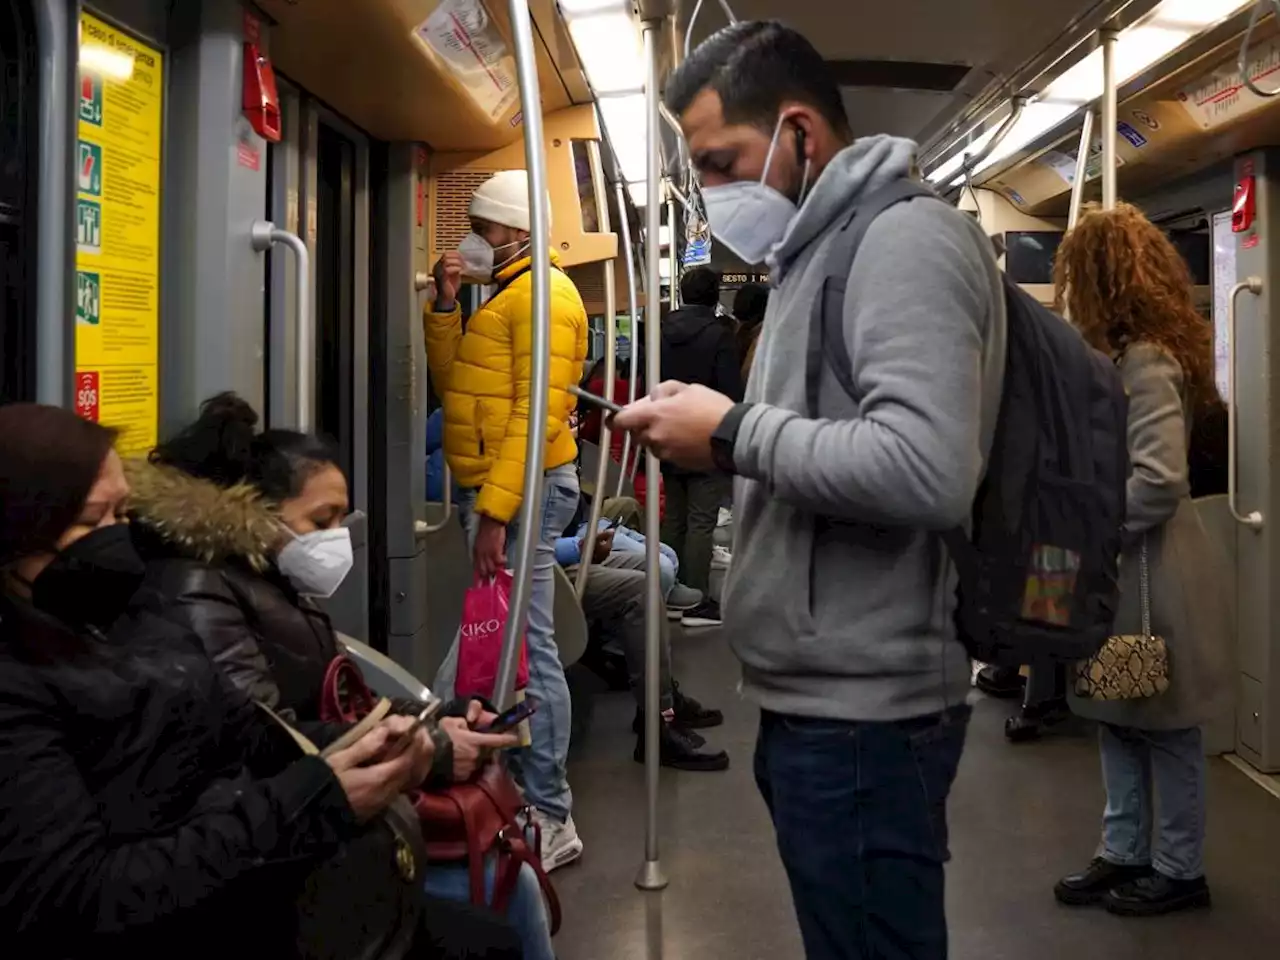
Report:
711,403,753,475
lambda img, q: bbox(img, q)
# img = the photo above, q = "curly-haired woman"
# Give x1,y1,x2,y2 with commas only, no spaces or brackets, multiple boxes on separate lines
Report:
1051,203,1233,917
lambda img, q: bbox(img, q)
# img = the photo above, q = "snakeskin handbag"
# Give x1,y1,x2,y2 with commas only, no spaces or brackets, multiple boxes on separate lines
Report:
1075,539,1170,701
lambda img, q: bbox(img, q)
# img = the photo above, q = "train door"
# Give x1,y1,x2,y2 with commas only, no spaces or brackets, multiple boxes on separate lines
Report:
265,84,372,642
1,0,36,403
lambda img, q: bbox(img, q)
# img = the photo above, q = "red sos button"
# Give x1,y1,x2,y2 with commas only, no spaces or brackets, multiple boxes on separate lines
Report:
75,371,101,422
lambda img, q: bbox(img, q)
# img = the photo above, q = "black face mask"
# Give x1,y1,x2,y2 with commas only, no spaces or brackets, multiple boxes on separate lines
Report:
28,523,146,629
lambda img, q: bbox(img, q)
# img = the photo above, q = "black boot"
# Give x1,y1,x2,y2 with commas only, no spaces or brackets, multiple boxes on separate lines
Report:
974,665,1025,699
1054,858,1153,906
633,709,705,747
634,719,729,771
1105,873,1211,917
672,681,723,729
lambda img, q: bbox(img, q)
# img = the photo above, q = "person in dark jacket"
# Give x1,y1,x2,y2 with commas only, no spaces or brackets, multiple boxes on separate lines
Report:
0,403,521,959
658,265,744,627
129,393,552,959
733,281,768,382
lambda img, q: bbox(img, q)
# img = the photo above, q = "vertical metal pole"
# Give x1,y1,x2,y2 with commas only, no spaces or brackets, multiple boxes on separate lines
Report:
667,187,680,309
493,0,553,711
1100,28,1118,211
34,0,75,407
636,17,668,892
1066,109,1095,232
615,180,642,499
575,139,617,597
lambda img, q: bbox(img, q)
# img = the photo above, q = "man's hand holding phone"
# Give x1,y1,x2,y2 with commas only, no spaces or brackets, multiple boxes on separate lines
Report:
437,699,521,782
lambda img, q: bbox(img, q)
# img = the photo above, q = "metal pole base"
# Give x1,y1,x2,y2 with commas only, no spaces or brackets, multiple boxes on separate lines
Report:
635,859,669,891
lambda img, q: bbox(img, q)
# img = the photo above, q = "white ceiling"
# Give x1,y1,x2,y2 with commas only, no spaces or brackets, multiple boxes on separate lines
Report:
682,0,1118,141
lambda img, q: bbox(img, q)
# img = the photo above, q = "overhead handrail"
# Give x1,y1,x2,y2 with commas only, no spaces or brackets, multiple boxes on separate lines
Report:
492,0,554,711
683,0,738,57
667,182,681,309
1240,1,1280,99
957,95,1025,186
251,221,312,431
1228,277,1265,531
574,137,618,599
614,178,643,500
414,271,455,537
1100,29,1118,211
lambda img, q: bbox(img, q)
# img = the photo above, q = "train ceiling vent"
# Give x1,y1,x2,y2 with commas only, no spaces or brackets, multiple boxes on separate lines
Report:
427,104,619,269
825,59,972,92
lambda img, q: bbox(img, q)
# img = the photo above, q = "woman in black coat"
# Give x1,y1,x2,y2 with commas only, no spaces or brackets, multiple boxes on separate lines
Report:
0,403,519,959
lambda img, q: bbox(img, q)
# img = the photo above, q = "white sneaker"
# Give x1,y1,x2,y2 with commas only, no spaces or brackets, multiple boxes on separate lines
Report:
717,508,733,528
711,545,733,569
534,810,584,873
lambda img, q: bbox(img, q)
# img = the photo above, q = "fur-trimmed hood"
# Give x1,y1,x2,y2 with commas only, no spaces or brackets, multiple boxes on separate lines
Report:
124,459,282,572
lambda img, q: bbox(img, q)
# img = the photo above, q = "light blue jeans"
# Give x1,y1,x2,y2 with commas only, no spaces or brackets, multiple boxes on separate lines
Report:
607,527,679,598
1098,723,1206,881
423,857,555,960
434,463,580,823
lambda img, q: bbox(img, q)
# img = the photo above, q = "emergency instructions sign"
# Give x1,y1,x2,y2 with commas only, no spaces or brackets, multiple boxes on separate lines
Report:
74,12,163,455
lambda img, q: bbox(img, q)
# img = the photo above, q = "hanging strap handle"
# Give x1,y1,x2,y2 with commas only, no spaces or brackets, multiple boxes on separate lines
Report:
1138,537,1153,639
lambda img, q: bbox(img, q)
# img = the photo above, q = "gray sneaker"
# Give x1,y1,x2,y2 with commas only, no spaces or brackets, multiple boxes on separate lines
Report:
666,583,703,619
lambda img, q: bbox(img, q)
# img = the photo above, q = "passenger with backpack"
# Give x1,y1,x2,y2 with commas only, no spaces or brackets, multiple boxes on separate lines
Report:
1051,204,1232,918
614,21,1130,960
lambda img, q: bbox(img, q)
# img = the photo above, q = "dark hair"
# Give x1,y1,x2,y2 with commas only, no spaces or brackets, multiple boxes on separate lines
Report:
679,266,721,307
0,405,117,566
665,21,850,137
733,283,769,326
151,392,340,501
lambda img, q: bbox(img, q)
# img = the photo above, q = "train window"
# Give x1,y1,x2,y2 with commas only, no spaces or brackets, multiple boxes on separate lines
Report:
1167,229,1211,287
1211,211,1233,402
0,0,35,403
1003,231,1064,286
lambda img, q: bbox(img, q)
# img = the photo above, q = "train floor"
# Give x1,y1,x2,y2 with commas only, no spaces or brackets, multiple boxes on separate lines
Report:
554,626,1280,959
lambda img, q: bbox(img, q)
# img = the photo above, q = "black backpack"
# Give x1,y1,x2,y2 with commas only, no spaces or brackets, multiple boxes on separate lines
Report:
807,179,1129,666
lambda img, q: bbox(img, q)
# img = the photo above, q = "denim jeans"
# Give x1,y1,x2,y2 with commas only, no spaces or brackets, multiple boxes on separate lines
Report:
422,856,555,960
754,705,971,960
605,528,679,598
434,463,580,823
1098,723,1206,880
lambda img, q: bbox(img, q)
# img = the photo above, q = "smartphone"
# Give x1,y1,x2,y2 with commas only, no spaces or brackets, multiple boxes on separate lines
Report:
569,384,626,416
478,697,540,735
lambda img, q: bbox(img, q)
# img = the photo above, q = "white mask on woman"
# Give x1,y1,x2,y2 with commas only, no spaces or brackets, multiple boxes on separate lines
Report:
457,233,528,283
278,527,353,598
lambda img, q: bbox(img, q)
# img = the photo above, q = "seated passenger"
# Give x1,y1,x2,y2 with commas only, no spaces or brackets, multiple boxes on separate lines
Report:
128,394,554,959
556,525,728,771
0,403,521,959
561,494,703,617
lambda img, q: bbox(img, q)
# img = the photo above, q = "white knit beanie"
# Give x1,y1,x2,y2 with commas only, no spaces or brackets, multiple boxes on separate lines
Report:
468,169,552,232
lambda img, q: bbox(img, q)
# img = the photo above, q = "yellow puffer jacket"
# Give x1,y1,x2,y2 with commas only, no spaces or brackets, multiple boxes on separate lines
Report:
423,252,588,524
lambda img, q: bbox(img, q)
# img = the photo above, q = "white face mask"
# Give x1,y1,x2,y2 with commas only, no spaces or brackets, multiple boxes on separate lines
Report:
457,232,527,283
278,527,353,598
701,114,811,265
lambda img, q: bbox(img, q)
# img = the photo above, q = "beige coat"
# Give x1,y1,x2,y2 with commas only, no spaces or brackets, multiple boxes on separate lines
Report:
1069,343,1234,730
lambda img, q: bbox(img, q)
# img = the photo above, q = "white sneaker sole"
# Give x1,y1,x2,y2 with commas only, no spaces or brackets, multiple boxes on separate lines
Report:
542,837,584,873
681,617,723,628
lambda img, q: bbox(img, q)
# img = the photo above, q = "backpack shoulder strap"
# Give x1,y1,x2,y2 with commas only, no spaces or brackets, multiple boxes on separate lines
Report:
805,178,937,418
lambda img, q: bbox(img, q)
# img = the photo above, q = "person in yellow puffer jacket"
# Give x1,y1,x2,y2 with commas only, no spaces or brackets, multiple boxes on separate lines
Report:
422,169,588,874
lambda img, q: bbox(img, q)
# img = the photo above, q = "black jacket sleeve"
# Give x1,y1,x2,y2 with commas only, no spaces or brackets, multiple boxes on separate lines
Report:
0,674,357,945
714,323,746,402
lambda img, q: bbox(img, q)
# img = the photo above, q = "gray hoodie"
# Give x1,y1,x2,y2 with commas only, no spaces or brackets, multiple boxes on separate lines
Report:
724,135,1006,722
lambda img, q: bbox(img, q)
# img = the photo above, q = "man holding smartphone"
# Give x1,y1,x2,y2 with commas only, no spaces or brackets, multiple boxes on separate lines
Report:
422,170,589,874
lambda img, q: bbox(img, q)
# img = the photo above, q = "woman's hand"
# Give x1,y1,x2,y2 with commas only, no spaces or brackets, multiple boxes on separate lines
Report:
378,714,437,785
324,726,417,822
439,700,520,781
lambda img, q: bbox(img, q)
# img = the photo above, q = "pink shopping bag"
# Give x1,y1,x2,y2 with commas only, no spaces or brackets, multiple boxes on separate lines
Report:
455,570,529,702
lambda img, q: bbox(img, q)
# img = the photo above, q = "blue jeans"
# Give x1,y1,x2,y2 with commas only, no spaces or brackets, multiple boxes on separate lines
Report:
423,857,555,960
607,528,678,598
1098,723,1206,880
754,705,971,960
434,463,580,823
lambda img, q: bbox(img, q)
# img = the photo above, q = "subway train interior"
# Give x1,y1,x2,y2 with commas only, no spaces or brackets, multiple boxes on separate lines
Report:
6,0,1280,956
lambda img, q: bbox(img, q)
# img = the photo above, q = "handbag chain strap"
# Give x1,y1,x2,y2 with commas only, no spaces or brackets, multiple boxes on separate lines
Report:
1139,537,1152,639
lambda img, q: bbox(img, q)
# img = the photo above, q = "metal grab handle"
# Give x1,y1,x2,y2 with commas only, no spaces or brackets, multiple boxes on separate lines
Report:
251,221,312,431
1065,109,1094,233
492,0,553,712
574,138,618,599
414,270,454,536
614,180,642,500
1100,29,1118,211
1228,277,1265,530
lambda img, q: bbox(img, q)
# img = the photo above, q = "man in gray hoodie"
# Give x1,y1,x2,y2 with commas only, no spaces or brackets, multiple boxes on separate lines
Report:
614,20,1006,960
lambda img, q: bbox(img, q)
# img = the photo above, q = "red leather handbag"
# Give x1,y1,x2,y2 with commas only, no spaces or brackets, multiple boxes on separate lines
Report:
318,655,561,933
